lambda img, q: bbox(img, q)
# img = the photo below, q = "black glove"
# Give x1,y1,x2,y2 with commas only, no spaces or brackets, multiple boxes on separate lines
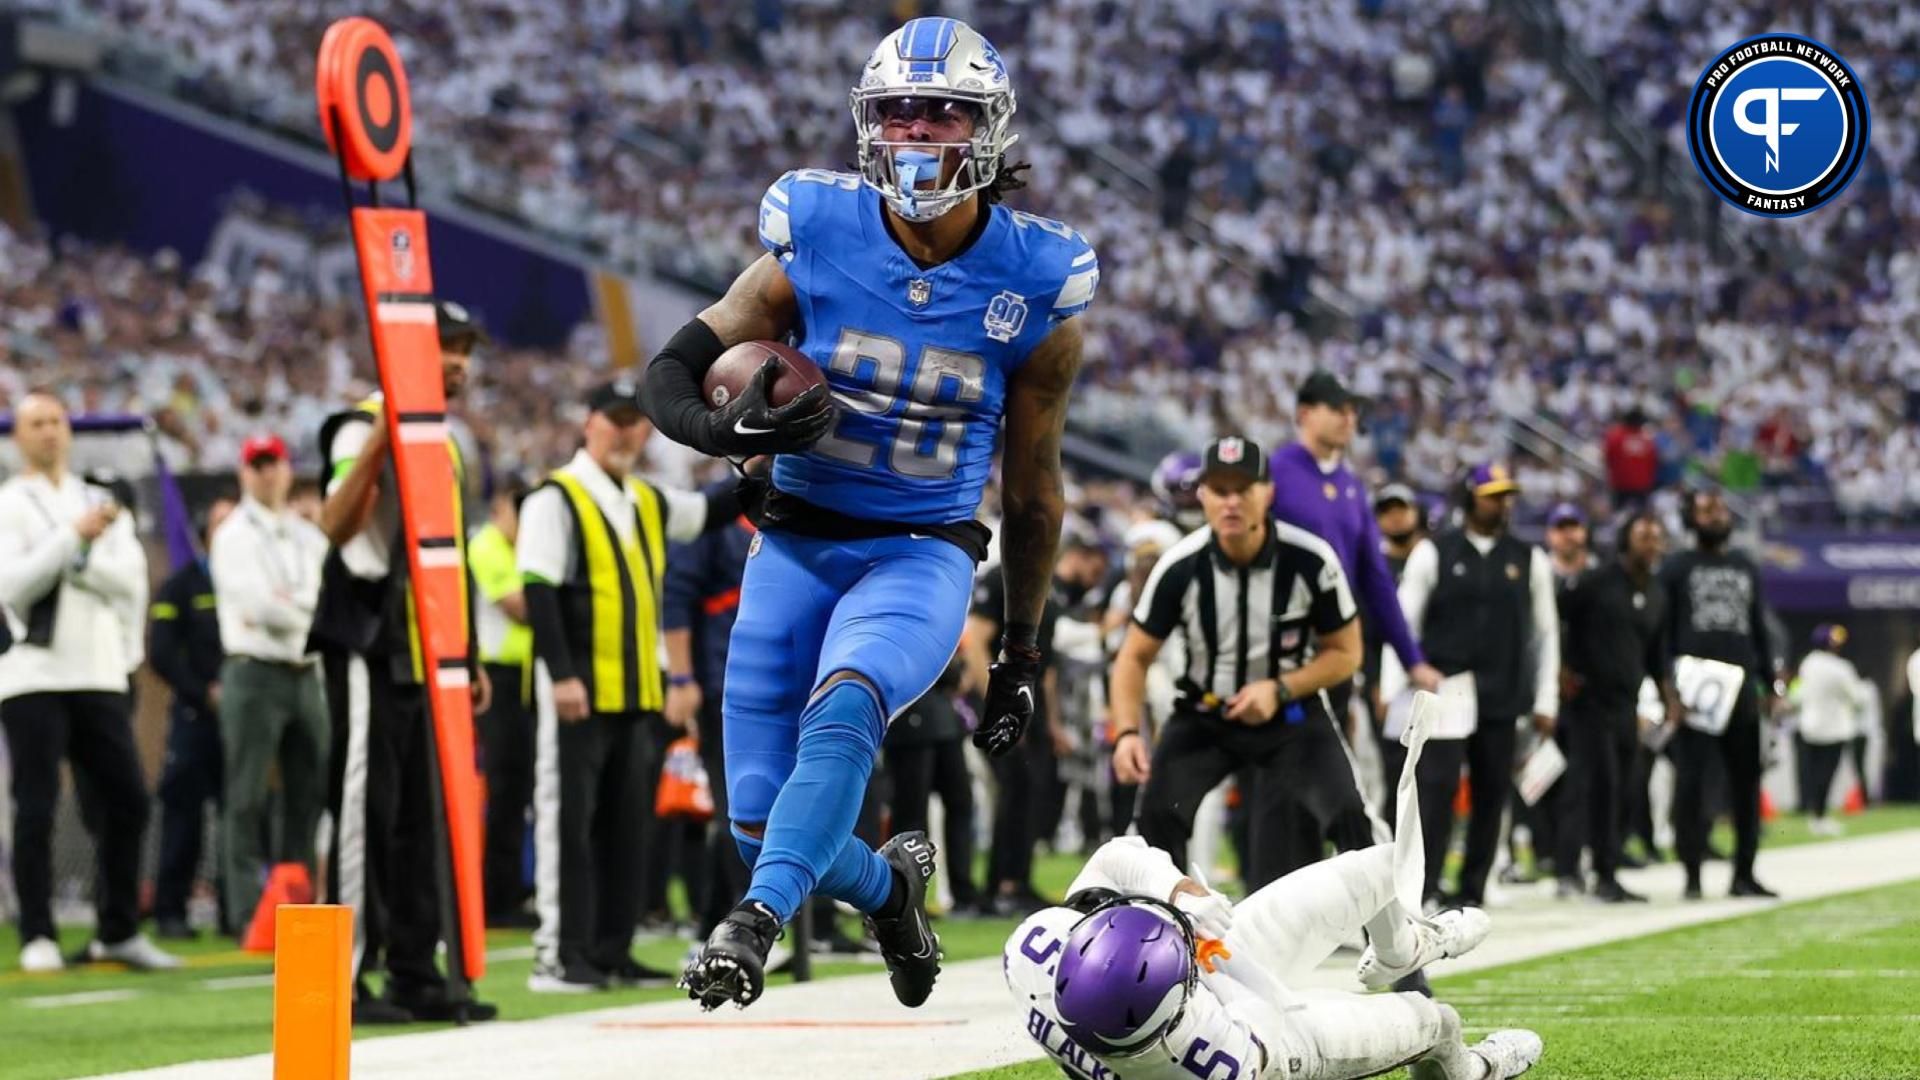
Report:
708,357,835,457
973,646,1042,758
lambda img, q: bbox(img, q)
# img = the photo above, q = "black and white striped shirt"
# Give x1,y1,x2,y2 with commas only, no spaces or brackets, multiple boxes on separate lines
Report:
1131,522,1357,705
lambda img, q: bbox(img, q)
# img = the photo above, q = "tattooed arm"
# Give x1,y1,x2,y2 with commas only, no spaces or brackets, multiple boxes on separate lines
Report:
972,319,1084,757
998,318,1083,636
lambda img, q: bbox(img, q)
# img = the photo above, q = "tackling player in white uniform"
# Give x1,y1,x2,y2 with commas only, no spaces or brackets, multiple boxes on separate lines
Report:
1001,693,1542,1080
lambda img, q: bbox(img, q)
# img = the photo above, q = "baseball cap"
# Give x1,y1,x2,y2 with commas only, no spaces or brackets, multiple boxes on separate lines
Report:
1374,483,1417,512
1466,462,1520,498
240,433,287,467
1547,501,1586,527
1198,435,1269,487
436,299,490,349
585,377,646,417
1296,370,1368,410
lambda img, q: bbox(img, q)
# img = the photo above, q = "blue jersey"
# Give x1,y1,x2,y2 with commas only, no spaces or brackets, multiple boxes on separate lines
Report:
756,169,1098,524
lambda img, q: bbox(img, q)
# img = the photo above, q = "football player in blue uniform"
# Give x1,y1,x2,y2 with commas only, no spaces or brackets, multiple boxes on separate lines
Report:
645,17,1098,1011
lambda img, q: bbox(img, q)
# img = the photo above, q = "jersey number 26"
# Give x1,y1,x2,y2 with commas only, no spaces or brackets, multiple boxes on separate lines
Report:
814,328,985,480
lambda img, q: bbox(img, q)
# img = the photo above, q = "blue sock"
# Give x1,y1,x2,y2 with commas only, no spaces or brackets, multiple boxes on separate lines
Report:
743,681,893,923
731,824,764,869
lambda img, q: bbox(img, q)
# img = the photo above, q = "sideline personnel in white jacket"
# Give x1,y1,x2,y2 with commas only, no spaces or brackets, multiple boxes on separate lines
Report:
1792,624,1867,835
0,391,177,973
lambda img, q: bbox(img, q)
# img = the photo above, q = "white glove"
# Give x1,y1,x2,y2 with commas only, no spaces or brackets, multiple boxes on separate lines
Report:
1173,864,1235,942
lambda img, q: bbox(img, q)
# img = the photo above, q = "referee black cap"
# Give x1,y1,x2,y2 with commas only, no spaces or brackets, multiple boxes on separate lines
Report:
1199,435,1269,487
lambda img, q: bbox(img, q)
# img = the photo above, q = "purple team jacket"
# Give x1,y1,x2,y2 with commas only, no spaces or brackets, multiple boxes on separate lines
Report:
1268,442,1426,670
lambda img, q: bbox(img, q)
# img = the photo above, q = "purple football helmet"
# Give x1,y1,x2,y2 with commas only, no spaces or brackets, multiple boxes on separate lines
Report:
1151,450,1205,530
1053,903,1194,1055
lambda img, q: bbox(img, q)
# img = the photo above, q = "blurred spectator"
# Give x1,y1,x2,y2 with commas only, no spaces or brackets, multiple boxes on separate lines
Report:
1792,625,1867,837
468,482,537,928
148,494,236,939
1604,407,1658,509
1554,512,1670,904
209,433,329,933
0,391,176,973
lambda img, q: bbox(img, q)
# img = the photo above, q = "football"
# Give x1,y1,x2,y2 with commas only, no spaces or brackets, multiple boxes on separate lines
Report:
702,340,828,411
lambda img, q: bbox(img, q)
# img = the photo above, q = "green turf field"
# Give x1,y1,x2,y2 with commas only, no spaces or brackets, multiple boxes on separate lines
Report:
1,810,1915,1079
952,870,1920,1080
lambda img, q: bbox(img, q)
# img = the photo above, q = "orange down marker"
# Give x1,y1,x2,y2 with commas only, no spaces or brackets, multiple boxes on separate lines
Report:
272,905,351,1080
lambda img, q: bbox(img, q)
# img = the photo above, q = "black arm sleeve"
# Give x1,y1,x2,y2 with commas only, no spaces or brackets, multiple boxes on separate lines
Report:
524,582,578,684
644,319,728,455
701,485,744,532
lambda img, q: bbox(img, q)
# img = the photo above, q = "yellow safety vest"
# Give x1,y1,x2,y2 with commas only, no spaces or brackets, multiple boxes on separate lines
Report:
549,470,668,714
468,523,533,669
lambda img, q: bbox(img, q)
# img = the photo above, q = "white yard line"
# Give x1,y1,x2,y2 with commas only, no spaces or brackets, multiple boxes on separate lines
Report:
24,989,144,1009
84,828,1920,1080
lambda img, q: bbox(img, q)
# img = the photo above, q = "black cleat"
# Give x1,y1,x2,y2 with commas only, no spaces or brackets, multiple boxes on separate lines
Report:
1729,876,1778,899
1590,879,1649,904
681,900,781,1011
868,831,942,1008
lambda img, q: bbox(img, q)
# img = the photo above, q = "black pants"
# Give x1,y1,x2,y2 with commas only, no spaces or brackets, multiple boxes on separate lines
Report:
636,716,678,918
884,736,978,907
155,702,224,926
1415,712,1518,904
1261,685,1381,887
1555,697,1636,883
2,691,148,945
1672,691,1763,881
1798,736,1846,818
477,663,534,919
986,722,1055,895
695,695,749,937
1138,706,1368,888
537,709,657,971
322,651,445,996
1625,740,1659,854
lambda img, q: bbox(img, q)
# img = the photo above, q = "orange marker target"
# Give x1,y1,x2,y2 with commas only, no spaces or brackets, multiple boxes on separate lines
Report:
316,16,413,183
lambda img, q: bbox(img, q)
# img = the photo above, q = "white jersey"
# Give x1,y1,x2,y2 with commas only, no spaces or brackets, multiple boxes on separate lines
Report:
1001,839,1274,1080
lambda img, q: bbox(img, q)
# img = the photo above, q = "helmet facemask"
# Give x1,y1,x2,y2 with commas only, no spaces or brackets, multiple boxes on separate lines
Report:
850,90,1017,222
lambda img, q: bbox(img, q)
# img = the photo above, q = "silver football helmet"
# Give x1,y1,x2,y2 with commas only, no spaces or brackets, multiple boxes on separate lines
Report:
850,17,1018,222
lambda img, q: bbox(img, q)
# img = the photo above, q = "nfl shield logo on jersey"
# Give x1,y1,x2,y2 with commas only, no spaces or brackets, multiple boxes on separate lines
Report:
908,278,932,306
984,290,1028,343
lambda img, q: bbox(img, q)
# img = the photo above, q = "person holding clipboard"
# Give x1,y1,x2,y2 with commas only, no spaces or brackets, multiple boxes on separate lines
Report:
1661,490,1781,900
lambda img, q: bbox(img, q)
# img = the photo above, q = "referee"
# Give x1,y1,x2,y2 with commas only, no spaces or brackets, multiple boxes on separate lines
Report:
1110,436,1370,887
517,379,741,992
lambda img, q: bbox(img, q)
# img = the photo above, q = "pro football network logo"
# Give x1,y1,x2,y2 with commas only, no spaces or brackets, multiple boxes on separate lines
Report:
1686,33,1869,218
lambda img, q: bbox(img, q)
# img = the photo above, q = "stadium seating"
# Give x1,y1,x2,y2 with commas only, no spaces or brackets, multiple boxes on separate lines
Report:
16,0,1916,520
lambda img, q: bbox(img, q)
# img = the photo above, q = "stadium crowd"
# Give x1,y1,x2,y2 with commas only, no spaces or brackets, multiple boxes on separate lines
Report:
28,0,1917,521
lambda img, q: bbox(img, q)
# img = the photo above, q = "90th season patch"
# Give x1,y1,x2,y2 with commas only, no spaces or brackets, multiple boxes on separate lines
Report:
1686,33,1869,219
